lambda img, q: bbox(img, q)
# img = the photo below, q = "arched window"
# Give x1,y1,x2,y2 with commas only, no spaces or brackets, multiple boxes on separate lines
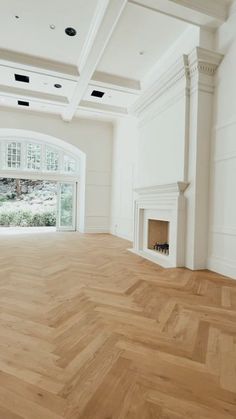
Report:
0,137,80,176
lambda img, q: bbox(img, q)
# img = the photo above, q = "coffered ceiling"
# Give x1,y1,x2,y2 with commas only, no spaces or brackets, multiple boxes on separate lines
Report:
0,0,232,120
0,0,100,68
97,2,189,81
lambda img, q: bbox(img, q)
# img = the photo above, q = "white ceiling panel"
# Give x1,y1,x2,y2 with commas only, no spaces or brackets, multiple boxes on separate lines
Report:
0,0,100,66
97,2,190,81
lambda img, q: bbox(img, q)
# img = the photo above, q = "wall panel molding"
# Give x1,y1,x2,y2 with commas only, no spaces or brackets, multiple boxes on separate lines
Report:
207,256,236,280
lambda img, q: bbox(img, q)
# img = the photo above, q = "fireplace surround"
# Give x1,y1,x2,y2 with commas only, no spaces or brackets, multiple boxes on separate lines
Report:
130,182,189,268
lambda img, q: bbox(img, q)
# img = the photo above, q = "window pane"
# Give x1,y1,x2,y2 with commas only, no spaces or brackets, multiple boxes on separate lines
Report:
64,155,76,173
7,142,21,169
46,147,59,171
60,183,73,227
27,144,41,170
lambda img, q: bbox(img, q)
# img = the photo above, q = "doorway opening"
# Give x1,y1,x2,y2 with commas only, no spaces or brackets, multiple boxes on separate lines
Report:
0,129,86,233
0,177,77,233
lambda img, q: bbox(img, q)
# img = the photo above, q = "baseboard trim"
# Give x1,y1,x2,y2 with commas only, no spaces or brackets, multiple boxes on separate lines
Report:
207,256,236,280
84,227,110,234
110,230,133,242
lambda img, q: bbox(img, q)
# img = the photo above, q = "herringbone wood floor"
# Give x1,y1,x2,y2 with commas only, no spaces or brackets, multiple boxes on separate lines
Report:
0,231,236,419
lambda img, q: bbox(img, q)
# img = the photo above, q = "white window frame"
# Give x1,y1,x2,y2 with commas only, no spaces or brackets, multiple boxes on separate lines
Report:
26,143,42,171
5,140,22,170
0,137,80,178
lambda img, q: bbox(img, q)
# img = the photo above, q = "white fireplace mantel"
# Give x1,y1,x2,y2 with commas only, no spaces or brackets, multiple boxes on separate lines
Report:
135,181,189,197
130,182,189,268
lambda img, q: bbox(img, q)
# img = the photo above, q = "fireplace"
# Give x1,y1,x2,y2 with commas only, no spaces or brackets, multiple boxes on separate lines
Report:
130,182,189,268
148,219,169,255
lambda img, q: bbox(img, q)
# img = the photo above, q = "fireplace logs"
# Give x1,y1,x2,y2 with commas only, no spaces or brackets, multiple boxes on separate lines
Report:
153,242,169,255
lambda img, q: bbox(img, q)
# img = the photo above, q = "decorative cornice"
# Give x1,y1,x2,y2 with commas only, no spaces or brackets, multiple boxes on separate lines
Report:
188,47,224,78
169,0,229,21
130,55,189,117
131,47,224,118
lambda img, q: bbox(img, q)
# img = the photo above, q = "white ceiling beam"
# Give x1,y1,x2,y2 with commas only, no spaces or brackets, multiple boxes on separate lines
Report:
0,49,78,78
62,0,127,122
92,71,141,92
0,85,69,104
80,100,128,116
129,0,230,29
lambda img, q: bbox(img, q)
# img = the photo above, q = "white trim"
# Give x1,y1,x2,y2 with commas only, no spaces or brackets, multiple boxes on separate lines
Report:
129,0,228,28
207,256,236,280
63,0,128,121
210,226,236,237
0,129,85,157
213,118,236,132
0,129,86,233
131,55,189,118
132,182,189,268
213,152,236,163
84,227,110,233
57,181,77,231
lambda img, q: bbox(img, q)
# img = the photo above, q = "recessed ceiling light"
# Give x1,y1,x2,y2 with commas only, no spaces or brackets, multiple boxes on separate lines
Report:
15,73,30,83
65,27,77,37
91,90,105,98
54,83,62,89
50,24,56,29
18,100,29,107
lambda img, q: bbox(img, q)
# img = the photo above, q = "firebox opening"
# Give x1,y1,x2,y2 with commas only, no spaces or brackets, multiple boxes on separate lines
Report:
148,219,169,255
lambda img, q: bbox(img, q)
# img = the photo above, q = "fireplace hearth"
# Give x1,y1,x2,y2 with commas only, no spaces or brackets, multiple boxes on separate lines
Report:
148,219,169,255
130,182,189,268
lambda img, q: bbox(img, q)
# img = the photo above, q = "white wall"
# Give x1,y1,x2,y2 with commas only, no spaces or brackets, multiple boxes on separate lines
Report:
208,3,236,279
110,27,207,242
110,117,138,241
110,22,236,280
137,96,187,187
0,108,113,233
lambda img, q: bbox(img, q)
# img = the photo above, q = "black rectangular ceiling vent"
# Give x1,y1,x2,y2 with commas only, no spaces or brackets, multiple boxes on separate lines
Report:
18,100,29,107
15,74,30,83
91,90,105,98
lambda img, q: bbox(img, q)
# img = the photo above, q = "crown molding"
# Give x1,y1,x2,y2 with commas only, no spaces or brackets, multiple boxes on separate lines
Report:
188,47,224,77
130,55,189,117
129,0,229,29
188,47,224,94
131,47,224,118
169,0,229,20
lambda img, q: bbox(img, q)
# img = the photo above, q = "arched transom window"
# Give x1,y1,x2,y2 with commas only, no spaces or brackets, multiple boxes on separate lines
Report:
0,137,80,175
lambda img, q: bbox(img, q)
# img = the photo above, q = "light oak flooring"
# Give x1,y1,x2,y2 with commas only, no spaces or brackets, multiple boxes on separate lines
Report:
0,231,236,419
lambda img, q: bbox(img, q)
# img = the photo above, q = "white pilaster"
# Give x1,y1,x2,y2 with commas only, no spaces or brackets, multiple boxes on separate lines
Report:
185,47,223,269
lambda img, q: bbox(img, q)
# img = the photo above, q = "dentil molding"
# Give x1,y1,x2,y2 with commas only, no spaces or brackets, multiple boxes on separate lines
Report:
188,47,224,77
